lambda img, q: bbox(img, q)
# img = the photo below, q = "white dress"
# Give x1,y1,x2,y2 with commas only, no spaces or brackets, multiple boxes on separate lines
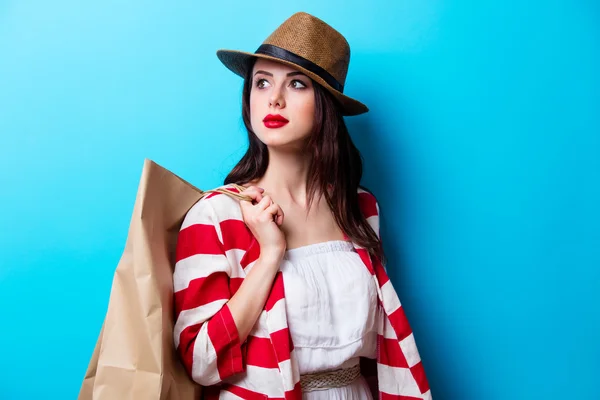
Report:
280,240,379,400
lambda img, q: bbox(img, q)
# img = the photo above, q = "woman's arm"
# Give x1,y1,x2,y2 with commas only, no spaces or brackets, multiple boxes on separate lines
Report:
173,186,285,386
230,188,286,342
173,198,245,386
227,251,281,343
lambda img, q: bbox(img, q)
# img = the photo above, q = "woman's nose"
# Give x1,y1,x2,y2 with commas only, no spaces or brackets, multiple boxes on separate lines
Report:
269,88,285,108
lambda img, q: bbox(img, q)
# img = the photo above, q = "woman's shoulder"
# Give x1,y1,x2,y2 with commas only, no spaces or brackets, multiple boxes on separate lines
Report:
357,185,380,218
200,183,246,204
184,183,244,225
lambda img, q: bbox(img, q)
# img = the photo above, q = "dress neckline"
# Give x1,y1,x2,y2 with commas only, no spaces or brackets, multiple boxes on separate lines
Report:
284,240,355,261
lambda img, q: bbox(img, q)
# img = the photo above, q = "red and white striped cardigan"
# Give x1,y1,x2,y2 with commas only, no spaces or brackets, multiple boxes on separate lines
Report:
173,185,432,399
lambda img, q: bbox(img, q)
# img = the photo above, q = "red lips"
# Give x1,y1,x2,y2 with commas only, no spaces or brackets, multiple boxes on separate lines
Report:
263,114,289,128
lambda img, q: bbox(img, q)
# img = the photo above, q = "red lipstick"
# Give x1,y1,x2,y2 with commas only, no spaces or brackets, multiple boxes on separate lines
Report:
263,114,289,129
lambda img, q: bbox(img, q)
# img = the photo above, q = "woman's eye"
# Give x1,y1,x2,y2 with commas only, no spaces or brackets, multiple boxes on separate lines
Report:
291,80,307,89
255,78,270,89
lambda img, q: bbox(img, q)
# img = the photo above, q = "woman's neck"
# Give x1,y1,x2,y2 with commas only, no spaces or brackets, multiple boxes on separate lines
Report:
253,148,312,206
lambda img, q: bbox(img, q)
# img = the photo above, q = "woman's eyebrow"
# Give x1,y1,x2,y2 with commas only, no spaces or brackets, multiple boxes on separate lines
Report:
254,70,307,78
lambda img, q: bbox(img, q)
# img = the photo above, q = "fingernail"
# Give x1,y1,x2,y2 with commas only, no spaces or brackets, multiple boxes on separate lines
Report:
259,187,265,192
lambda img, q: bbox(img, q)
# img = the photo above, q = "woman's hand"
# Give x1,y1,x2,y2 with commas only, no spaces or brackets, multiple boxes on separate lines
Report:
239,186,286,262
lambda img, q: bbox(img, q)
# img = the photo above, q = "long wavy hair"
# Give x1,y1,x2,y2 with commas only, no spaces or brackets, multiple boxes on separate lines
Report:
224,60,384,263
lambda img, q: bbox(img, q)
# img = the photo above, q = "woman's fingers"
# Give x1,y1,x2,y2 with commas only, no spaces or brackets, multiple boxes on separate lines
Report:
239,187,283,226
265,202,284,226
256,195,273,211
241,186,264,204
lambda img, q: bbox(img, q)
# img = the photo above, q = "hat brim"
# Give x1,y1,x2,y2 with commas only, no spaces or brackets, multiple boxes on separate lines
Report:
216,49,369,116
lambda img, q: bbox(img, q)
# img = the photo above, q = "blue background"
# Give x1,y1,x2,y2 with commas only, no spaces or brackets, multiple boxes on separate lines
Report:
1,1,598,399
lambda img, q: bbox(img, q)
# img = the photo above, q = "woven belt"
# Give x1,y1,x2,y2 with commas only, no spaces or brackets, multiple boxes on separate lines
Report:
300,363,361,392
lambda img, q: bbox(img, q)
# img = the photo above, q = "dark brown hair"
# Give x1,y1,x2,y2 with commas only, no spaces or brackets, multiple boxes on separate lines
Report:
224,60,385,263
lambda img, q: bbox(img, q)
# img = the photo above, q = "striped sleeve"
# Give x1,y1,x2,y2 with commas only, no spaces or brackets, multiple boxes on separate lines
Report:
358,188,387,271
359,190,432,398
173,197,245,386
357,189,379,231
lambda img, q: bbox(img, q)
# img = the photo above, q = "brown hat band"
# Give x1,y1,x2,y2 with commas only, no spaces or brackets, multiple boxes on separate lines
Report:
255,44,344,93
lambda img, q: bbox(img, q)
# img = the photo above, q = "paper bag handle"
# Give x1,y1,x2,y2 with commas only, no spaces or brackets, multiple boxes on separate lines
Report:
198,183,253,202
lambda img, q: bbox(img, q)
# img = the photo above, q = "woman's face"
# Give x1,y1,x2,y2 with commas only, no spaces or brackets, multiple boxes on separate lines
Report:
249,58,315,149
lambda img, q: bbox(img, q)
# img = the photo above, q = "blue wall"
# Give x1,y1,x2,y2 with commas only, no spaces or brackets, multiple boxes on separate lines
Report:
0,1,598,399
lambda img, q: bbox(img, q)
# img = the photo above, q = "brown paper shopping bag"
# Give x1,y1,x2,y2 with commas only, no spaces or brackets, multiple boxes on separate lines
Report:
79,159,248,400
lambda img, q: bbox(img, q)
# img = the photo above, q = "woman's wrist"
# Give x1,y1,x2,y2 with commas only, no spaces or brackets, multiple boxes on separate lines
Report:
257,247,285,265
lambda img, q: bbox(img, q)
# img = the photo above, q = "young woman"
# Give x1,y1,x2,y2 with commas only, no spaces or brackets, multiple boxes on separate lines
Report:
173,12,431,400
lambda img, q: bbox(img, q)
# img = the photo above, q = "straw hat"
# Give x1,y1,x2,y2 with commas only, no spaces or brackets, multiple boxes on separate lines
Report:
216,12,368,116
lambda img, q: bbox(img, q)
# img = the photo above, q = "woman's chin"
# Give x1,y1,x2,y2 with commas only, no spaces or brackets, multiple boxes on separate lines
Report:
258,132,302,148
